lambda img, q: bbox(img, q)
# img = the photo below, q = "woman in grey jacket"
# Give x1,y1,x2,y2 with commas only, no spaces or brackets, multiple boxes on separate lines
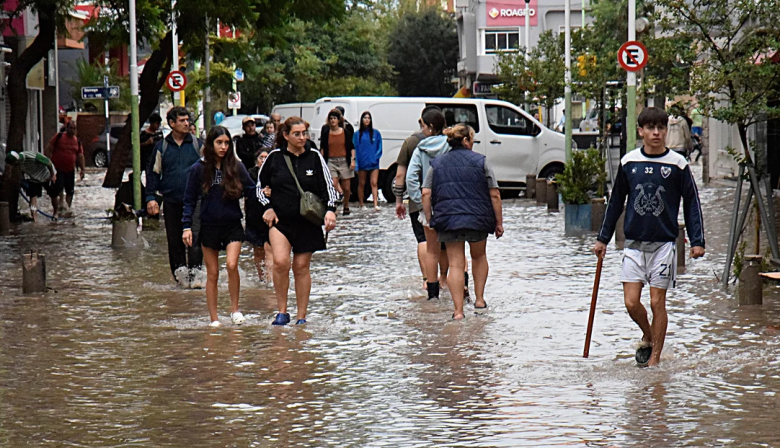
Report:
406,108,450,300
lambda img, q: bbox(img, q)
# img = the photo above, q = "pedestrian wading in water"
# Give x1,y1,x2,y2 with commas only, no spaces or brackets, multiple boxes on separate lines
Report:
182,126,256,327
320,108,355,215
258,117,338,326
594,106,705,367
353,111,383,210
422,124,504,320
246,149,274,284
406,108,451,300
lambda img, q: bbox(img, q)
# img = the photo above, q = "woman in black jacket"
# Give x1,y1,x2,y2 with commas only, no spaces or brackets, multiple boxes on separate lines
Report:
257,117,338,326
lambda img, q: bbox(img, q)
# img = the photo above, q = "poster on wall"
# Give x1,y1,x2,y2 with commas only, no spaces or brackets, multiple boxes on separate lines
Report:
486,0,539,27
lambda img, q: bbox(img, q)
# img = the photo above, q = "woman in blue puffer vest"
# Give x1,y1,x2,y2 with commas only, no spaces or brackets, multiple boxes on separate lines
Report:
421,124,504,320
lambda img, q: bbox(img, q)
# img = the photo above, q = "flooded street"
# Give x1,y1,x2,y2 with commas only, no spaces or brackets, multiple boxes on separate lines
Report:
2,167,780,447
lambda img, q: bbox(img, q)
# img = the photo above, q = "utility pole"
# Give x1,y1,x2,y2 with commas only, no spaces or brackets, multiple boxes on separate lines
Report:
204,14,211,131
129,0,141,210
564,0,572,163
524,0,530,50
171,1,181,107
627,0,637,152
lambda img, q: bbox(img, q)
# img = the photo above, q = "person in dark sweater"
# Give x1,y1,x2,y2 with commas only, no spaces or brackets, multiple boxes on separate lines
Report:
258,116,338,326
235,116,264,170
594,106,705,367
182,126,255,327
422,124,504,320
246,149,273,284
146,106,204,286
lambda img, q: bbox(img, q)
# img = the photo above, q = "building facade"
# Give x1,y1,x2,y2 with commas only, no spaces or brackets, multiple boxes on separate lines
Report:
456,0,589,125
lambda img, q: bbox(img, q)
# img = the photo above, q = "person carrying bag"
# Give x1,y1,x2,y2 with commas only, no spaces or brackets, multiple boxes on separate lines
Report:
284,154,326,226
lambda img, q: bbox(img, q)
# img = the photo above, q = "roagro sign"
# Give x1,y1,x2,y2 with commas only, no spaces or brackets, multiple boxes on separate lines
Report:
486,1,538,26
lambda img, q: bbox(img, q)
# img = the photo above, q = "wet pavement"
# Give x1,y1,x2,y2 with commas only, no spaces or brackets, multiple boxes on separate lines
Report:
1,167,780,447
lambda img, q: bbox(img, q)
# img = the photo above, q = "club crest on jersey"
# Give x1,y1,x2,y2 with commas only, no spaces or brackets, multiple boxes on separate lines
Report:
661,166,672,178
634,183,666,217
306,169,314,176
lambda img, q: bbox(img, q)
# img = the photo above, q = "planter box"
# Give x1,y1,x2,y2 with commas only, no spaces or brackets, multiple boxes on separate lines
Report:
111,219,141,248
564,203,592,236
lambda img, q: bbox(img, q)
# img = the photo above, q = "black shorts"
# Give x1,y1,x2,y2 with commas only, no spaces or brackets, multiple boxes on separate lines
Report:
199,221,244,251
24,181,53,198
49,171,75,196
245,221,269,247
271,216,326,254
410,211,426,244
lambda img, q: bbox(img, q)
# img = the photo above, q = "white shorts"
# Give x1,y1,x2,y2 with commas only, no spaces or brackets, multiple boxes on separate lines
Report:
621,242,677,289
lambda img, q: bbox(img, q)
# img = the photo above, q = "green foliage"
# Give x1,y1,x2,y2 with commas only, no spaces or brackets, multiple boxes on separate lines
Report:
494,31,564,125
733,240,746,280
69,59,131,112
387,8,458,97
656,0,780,159
556,148,607,205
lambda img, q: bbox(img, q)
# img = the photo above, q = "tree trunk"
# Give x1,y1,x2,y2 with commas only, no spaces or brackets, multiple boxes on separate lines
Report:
0,14,56,219
102,32,173,188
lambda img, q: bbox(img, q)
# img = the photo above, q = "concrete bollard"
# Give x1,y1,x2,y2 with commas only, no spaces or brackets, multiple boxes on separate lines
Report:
22,251,46,293
111,219,141,248
676,223,686,274
546,180,559,212
590,198,606,232
525,174,536,199
615,211,626,250
0,201,10,236
738,255,763,305
535,178,547,205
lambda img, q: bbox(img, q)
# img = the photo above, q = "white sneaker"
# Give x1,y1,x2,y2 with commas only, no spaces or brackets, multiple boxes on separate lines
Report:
174,266,190,288
374,205,381,211
209,320,221,328
231,311,246,325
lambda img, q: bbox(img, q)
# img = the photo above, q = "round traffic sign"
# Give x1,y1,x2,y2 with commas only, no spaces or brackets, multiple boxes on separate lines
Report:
166,70,187,92
617,41,648,72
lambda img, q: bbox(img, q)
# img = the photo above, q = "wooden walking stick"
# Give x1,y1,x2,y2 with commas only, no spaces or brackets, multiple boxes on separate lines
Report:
583,256,604,358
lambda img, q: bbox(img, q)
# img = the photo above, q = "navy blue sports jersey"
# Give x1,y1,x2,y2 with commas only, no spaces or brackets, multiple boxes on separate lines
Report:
597,147,705,248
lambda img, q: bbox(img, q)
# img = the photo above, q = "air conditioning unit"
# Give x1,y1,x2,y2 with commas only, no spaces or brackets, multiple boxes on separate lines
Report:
456,0,469,8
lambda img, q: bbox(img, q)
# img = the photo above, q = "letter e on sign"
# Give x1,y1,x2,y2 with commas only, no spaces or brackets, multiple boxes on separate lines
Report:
618,41,648,72
166,70,187,92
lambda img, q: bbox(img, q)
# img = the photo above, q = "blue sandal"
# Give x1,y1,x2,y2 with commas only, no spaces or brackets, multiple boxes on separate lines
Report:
272,313,290,326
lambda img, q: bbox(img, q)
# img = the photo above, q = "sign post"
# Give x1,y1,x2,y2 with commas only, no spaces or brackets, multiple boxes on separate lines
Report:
564,0,572,163
129,0,141,211
166,71,187,93
617,39,647,152
104,74,110,158
227,92,241,110
626,0,638,152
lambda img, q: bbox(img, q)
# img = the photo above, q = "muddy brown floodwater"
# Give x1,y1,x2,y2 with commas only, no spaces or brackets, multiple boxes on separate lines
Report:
1,167,780,447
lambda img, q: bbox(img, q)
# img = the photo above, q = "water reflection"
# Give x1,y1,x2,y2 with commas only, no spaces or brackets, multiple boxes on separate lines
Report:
1,168,780,446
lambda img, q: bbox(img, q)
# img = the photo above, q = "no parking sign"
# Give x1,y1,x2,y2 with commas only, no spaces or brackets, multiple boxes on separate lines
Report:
166,70,187,92
617,41,648,72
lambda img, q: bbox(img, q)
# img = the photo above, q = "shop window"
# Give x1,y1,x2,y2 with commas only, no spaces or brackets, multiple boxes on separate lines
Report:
484,30,520,54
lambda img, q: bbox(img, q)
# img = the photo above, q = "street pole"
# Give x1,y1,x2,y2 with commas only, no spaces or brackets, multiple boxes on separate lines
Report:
627,0,637,152
524,0,530,50
204,14,211,131
231,26,237,117
129,0,141,211
104,51,110,159
171,0,180,107
54,27,59,129
564,0,572,163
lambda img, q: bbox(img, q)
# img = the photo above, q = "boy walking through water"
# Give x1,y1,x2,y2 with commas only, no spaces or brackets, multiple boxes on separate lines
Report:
594,107,705,367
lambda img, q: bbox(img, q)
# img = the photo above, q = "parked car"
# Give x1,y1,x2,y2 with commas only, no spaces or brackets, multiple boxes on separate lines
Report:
310,97,571,201
91,124,124,167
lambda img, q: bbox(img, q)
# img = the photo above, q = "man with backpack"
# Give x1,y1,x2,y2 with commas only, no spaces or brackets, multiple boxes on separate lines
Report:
146,107,204,287
44,120,85,219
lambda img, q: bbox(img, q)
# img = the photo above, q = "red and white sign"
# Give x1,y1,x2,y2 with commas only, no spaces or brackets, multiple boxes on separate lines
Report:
486,0,538,27
166,70,187,92
617,41,648,72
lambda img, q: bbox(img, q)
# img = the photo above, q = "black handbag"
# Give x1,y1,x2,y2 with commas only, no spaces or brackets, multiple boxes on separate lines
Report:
283,154,326,226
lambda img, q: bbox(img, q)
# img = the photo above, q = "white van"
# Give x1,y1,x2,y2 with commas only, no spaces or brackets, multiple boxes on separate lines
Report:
311,97,569,202
271,103,315,124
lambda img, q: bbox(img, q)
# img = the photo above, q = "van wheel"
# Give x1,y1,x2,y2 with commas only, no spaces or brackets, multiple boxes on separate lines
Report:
539,164,564,182
381,166,398,203
93,150,108,168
